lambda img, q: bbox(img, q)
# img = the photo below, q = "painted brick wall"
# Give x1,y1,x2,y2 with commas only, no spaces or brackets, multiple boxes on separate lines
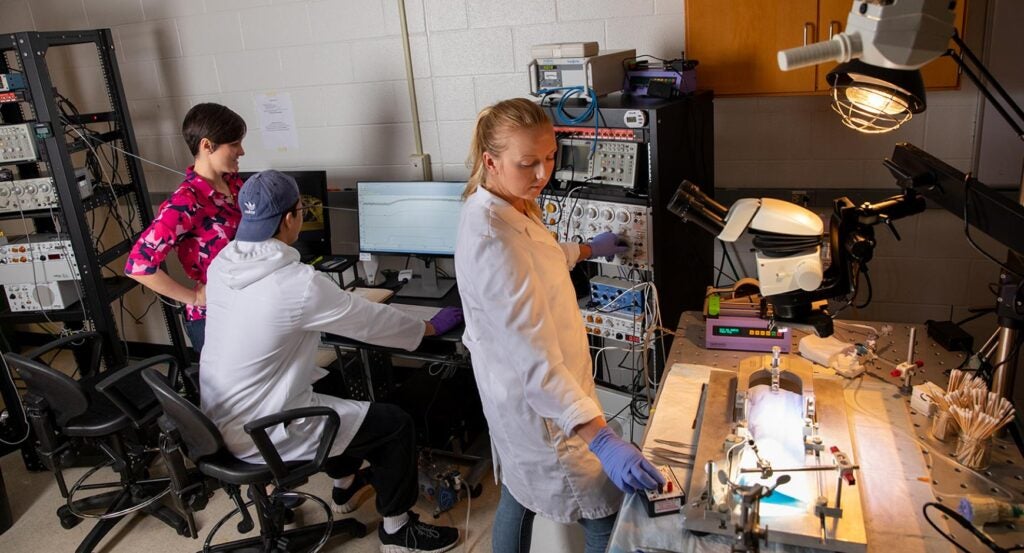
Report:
2,0,997,342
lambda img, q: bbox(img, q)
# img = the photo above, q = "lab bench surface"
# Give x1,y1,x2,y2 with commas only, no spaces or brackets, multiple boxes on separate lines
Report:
608,311,1024,553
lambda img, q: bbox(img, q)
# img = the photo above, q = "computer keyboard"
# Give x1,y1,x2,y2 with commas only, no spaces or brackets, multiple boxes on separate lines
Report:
389,303,441,320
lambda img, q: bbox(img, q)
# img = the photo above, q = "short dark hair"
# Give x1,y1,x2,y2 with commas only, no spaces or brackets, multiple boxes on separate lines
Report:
181,103,247,157
273,200,302,239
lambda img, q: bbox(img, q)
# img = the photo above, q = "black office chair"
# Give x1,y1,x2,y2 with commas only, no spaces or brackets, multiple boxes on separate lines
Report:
142,366,367,552
4,332,190,553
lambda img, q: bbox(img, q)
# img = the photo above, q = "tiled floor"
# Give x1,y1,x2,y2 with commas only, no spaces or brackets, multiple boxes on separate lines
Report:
0,450,501,552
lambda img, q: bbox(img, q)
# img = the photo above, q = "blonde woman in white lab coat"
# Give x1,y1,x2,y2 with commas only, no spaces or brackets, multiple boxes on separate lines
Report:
455,98,664,553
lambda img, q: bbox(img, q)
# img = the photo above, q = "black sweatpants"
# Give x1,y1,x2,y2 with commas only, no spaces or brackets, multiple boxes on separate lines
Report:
323,403,418,517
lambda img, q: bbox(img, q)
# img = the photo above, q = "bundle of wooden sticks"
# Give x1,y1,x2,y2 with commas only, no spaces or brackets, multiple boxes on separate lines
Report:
927,369,988,441
948,389,1016,469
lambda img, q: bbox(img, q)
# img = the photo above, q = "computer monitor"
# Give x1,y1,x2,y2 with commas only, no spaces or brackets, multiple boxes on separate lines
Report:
357,181,464,298
239,170,330,261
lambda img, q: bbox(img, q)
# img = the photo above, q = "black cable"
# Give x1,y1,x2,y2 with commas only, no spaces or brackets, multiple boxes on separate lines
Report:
721,242,741,282
714,243,727,288
923,501,1011,553
955,308,995,327
853,268,872,309
964,180,1020,277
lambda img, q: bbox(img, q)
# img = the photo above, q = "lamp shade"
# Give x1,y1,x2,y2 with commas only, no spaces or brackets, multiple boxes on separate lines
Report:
826,59,927,134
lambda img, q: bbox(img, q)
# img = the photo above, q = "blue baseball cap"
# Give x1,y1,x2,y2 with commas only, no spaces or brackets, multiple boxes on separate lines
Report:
235,170,300,242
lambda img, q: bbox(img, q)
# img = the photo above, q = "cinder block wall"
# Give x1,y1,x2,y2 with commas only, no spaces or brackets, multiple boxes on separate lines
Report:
2,0,997,342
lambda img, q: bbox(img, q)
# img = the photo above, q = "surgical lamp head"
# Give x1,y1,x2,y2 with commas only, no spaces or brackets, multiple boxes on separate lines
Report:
827,59,927,133
778,0,956,133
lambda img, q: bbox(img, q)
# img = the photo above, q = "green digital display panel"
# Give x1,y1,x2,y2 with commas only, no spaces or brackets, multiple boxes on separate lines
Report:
712,326,779,338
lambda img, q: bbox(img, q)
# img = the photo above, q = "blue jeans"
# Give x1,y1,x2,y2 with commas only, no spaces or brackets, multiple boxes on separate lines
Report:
492,484,616,553
183,318,205,356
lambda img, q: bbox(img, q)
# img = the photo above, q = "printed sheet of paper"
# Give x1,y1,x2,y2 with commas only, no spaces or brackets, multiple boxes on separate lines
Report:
255,92,298,150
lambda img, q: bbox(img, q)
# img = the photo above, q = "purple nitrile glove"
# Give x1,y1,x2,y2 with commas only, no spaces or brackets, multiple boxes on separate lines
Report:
588,426,665,494
429,306,464,335
587,232,629,261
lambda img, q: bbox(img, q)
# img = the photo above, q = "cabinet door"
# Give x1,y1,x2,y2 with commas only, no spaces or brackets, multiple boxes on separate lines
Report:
919,0,966,89
685,0,819,95
819,0,966,91
818,0,854,91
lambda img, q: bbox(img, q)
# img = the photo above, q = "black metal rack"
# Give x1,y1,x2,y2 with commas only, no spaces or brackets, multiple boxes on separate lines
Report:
0,29,190,439
540,91,716,383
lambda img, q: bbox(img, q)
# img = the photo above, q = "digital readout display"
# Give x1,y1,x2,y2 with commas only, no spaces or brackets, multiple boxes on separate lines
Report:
712,326,781,338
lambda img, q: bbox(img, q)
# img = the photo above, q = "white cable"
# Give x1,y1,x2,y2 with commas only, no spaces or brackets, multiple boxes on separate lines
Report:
0,350,31,446
65,125,133,241
590,345,629,378
463,478,472,553
844,377,1016,501
15,208,60,329
559,185,587,241
594,281,648,313
47,206,90,323
833,320,880,336
75,129,185,177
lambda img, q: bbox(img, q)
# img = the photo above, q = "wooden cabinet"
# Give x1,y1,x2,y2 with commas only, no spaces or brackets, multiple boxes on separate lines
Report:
685,0,968,96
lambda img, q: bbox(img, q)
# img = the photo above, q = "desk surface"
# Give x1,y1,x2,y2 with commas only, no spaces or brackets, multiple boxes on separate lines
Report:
609,311,1024,553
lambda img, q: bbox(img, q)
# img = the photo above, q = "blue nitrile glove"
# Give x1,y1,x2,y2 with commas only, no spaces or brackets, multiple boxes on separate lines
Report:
588,426,664,494
429,306,464,335
587,232,629,261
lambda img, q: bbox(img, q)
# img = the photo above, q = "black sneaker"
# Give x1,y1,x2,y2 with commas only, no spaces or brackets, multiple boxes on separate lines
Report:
378,512,459,553
332,468,374,513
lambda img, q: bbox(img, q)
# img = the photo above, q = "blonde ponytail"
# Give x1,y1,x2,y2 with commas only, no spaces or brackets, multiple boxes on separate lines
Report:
463,98,551,208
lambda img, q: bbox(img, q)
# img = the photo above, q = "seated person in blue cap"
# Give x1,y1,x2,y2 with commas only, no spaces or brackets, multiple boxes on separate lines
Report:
200,170,462,553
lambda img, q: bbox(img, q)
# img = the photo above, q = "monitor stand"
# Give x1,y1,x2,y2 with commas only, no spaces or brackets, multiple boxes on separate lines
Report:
395,257,456,299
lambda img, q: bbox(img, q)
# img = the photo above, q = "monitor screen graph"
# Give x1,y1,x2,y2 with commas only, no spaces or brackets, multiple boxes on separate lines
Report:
357,181,464,256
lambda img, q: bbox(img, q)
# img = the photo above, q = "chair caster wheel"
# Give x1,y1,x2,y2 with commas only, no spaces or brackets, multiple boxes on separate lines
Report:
175,521,191,536
237,520,254,533
57,507,82,530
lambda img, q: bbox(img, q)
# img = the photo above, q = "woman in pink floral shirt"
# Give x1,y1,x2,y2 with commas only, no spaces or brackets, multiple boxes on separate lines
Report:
126,103,247,354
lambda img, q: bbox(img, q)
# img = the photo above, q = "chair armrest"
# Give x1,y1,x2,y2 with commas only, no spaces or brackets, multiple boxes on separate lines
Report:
23,331,103,377
243,407,340,489
96,355,180,427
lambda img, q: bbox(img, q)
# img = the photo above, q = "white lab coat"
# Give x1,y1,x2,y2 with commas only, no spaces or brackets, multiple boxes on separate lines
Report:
455,186,621,524
200,239,425,463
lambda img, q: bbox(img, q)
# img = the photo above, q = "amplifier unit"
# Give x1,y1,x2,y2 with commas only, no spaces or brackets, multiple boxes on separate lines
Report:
589,276,645,315
529,49,636,98
0,169,93,214
539,197,652,270
581,308,645,343
0,234,79,285
4,280,81,312
553,138,639,188
0,123,38,164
